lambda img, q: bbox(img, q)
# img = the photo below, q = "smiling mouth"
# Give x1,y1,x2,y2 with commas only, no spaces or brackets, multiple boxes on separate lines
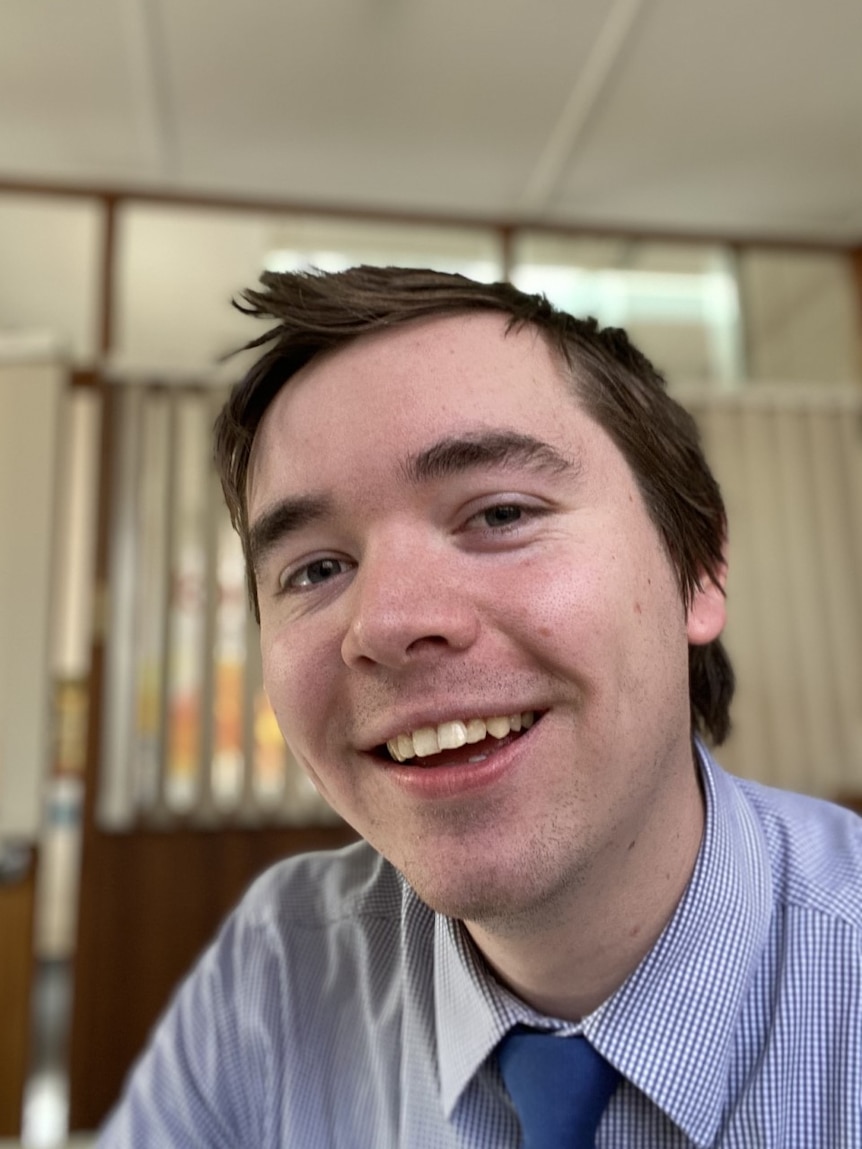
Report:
379,711,538,766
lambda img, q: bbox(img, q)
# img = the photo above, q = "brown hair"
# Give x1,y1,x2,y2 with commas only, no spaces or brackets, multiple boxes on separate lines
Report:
214,265,734,744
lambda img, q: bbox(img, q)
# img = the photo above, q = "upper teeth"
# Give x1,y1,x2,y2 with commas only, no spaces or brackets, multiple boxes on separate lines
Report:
386,712,535,762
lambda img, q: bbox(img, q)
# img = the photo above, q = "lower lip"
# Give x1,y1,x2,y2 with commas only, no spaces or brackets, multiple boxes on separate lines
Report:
378,721,539,800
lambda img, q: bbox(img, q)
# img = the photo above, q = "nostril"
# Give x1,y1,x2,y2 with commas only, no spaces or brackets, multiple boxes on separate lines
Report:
405,634,451,654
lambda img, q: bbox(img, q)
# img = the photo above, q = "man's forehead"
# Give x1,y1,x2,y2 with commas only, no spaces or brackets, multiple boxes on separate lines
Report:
246,310,573,507
270,309,555,403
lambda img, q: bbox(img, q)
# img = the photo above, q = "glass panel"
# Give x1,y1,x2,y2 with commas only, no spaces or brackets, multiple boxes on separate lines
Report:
115,203,502,376
511,233,745,385
262,215,502,282
739,249,861,384
0,193,101,364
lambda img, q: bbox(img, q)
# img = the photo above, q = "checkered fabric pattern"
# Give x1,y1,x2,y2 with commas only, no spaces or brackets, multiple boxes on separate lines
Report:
100,745,862,1147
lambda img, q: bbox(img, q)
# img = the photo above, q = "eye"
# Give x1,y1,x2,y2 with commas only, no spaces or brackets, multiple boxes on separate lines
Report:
281,556,353,591
479,504,523,528
460,498,550,543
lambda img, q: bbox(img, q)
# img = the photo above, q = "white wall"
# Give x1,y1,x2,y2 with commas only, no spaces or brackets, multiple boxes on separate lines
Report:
0,353,64,840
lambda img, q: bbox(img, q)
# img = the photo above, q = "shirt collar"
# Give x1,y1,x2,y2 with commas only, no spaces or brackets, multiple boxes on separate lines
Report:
433,744,774,1143
434,910,508,1117
435,906,579,1116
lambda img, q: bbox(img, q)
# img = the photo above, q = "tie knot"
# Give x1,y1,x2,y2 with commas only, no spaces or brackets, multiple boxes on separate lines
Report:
497,1028,621,1148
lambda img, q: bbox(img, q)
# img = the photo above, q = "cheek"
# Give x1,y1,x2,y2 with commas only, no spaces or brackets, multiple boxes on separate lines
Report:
509,554,621,653
522,545,686,685
623,571,692,703
261,625,336,749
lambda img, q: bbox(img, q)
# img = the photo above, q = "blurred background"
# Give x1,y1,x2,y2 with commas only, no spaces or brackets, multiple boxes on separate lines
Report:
1,0,861,1143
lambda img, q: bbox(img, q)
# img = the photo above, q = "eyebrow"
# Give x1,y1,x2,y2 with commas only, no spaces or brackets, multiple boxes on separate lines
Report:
401,430,576,485
248,430,576,573
248,493,333,574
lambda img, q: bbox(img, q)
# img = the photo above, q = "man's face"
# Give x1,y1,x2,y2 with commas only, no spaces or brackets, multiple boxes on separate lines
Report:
247,314,725,925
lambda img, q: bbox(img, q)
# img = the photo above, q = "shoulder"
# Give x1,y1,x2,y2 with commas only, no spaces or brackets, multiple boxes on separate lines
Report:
237,838,408,931
217,839,435,994
156,842,422,1078
100,843,425,1145
733,774,862,930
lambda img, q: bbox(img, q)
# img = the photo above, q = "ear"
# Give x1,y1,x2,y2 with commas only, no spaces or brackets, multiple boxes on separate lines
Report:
686,561,727,646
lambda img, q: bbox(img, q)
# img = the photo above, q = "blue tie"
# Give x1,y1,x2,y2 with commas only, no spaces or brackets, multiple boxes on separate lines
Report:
497,1027,621,1148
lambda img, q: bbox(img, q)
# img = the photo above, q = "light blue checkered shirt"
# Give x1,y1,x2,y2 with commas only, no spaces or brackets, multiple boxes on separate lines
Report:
100,746,862,1147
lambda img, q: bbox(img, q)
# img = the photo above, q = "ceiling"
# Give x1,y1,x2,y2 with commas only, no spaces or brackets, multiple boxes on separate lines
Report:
1,0,860,244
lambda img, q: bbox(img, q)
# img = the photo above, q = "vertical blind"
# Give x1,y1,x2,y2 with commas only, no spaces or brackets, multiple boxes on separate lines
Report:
684,384,862,797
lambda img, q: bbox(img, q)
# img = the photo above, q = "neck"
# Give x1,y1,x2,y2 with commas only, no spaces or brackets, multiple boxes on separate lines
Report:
463,769,705,1021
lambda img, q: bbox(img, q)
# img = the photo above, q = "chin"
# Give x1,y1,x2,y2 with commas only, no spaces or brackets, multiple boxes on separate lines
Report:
400,859,549,927
413,887,514,926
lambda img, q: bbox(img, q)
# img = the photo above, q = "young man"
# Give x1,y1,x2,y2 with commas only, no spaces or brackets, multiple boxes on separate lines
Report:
100,267,862,1147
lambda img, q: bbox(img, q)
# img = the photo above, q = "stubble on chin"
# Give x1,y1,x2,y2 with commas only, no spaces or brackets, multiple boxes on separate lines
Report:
395,823,591,939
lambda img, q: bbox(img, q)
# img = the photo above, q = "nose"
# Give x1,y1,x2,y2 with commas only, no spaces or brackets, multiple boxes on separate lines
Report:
340,536,479,670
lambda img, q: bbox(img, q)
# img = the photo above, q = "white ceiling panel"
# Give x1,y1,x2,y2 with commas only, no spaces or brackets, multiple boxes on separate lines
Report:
0,0,859,241
0,0,154,179
550,0,862,237
155,0,612,208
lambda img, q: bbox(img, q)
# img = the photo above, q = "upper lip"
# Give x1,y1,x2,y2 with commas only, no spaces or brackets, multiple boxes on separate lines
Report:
358,705,543,752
